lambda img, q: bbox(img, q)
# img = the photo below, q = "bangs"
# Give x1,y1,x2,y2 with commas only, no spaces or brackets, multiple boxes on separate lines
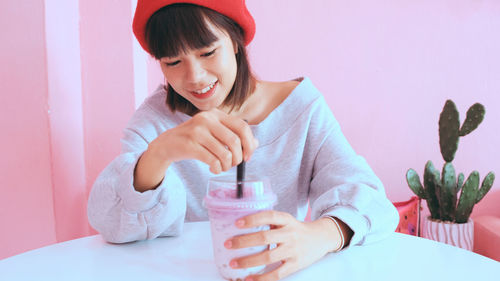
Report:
145,4,220,59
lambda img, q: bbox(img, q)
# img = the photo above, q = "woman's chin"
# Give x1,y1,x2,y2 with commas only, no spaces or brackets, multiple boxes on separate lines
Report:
194,99,226,112
193,102,217,112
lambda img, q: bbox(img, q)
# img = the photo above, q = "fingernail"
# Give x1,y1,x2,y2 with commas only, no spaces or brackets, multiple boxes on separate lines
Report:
230,260,238,268
236,219,245,228
224,240,232,249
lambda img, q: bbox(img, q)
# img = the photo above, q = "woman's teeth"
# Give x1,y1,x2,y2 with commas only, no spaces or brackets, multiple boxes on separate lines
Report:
194,81,216,94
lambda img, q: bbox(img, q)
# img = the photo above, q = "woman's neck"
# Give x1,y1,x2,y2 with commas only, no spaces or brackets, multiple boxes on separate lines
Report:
219,80,299,125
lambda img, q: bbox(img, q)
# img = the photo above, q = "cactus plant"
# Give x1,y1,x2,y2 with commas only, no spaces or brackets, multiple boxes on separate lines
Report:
406,100,495,223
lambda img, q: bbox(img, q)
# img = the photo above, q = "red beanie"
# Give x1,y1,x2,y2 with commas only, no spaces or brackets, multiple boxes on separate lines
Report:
132,0,255,54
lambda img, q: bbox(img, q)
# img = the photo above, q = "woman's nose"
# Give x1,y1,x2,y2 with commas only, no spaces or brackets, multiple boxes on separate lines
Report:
185,59,206,83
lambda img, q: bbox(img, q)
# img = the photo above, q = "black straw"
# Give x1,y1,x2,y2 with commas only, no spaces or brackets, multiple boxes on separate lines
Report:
236,161,245,198
237,119,249,198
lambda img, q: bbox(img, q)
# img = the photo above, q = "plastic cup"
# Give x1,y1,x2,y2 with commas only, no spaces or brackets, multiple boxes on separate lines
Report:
203,175,277,281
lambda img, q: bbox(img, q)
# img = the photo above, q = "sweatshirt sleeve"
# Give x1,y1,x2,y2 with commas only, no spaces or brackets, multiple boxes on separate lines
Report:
87,108,187,244
308,98,399,248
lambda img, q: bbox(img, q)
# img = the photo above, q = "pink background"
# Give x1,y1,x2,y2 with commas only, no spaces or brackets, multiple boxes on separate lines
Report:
1,0,499,259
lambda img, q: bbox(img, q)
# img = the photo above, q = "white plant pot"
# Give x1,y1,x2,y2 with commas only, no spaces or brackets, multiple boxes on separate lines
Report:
423,216,474,251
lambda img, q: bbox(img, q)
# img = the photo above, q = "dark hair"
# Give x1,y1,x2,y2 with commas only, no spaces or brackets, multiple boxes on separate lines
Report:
145,4,256,115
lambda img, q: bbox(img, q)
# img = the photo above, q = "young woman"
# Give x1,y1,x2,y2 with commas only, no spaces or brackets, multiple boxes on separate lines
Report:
88,1,399,280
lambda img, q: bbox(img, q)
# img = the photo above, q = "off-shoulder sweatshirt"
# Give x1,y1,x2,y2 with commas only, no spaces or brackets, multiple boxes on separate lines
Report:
87,77,399,247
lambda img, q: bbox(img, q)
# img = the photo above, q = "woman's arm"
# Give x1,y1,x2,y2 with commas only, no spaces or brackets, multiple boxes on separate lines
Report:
87,99,193,243
87,127,187,243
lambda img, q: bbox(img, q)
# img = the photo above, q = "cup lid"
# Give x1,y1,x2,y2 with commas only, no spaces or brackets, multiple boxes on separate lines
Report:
203,175,277,210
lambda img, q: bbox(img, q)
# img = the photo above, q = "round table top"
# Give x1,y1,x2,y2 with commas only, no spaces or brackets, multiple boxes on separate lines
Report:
1,221,499,281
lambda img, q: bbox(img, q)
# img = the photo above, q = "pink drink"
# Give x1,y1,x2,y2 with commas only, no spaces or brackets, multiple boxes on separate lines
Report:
203,176,277,281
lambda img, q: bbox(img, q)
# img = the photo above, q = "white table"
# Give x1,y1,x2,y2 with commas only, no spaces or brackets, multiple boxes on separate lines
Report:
1,221,499,281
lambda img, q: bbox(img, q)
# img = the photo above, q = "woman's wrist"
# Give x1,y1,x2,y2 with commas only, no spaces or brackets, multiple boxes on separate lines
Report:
320,216,354,252
133,147,171,192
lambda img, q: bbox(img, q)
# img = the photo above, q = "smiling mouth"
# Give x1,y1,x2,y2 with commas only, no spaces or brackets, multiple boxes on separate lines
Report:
190,80,218,99
193,80,218,95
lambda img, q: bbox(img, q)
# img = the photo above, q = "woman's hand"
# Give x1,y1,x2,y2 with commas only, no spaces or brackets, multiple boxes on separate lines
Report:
153,108,257,172
224,211,344,281
133,108,258,191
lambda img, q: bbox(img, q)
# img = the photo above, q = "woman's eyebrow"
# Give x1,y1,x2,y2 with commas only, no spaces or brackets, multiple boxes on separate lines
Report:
160,56,176,61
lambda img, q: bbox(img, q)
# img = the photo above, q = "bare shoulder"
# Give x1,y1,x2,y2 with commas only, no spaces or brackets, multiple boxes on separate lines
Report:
241,79,301,124
263,79,300,100
258,80,301,110
281,79,300,96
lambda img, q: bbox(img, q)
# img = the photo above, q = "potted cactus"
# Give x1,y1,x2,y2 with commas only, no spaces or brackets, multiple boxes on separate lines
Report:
406,100,495,250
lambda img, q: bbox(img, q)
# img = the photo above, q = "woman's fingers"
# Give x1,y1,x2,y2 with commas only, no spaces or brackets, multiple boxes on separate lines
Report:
231,246,288,269
219,114,258,161
189,111,237,172
238,210,295,229
190,139,222,174
177,109,258,173
247,260,294,281
208,120,243,168
226,227,287,249
198,133,234,172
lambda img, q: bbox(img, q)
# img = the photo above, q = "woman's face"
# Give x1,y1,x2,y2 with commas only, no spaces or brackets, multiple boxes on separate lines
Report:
159,21,238,112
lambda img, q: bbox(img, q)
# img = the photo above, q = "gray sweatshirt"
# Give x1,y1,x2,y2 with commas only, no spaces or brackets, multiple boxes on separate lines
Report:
87,77,399,247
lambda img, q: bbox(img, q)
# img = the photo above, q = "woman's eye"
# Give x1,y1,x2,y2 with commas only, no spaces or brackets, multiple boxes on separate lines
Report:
201,49,216,57
165,60,180,66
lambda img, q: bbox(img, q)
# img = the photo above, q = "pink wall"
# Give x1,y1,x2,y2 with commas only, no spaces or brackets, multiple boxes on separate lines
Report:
1,0,499,259
0,0,57,258
0,0,135,259
45,0,88,245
